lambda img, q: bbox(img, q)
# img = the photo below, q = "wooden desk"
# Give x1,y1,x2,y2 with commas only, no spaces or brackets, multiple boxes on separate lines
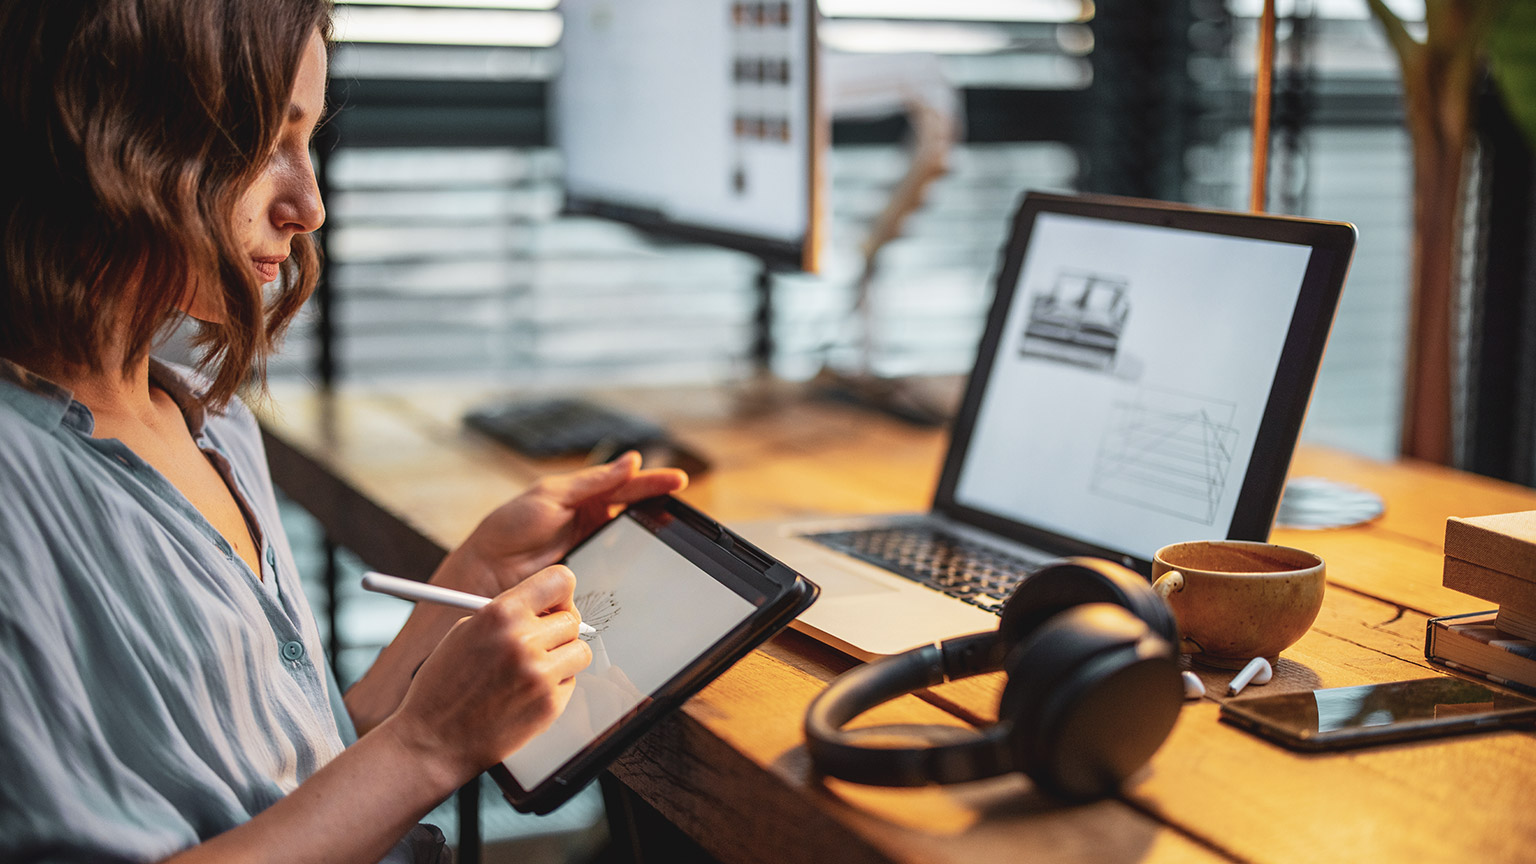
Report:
258,382,1536,864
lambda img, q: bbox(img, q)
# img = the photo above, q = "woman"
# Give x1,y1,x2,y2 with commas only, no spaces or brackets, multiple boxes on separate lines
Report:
0,2,685,861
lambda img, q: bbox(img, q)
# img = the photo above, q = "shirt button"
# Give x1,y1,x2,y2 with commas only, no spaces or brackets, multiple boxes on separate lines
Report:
266,547,277,567
281,641,306,662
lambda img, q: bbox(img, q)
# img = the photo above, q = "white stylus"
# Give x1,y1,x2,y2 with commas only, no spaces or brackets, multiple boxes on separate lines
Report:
361,571,597,638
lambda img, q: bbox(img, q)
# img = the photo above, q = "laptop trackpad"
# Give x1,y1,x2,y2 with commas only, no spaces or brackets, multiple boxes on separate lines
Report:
801,556,899,597
735,522,901,597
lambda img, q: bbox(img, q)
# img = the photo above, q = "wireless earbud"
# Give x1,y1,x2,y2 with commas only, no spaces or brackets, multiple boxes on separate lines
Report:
804,558,1185,802
1225,656,1273,696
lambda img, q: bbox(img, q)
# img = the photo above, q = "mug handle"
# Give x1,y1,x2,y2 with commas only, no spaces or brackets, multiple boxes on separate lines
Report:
1152,571,1202,655
1152,570,1185,600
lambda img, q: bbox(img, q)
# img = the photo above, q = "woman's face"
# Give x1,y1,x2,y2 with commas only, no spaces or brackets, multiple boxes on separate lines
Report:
184,31,327,320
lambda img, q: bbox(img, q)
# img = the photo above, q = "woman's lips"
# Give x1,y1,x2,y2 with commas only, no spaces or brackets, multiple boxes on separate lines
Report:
252,257,284,283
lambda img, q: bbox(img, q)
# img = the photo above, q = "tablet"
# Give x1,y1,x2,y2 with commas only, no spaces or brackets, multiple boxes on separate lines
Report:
488,494,819,814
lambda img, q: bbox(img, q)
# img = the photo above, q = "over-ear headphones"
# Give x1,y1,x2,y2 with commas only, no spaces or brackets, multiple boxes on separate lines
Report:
804,557,1183,802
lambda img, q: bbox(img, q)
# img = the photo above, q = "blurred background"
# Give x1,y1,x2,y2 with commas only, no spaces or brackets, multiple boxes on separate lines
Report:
279,0,1419,459
252,1,1498,861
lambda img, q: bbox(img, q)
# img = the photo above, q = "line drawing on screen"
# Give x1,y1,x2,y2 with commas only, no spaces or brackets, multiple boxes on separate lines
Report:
1090,387,1240,524
575,591,622,634
1020,270,1132,373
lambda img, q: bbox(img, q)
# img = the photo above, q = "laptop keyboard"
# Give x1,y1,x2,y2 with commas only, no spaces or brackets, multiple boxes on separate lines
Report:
804,526,1045,614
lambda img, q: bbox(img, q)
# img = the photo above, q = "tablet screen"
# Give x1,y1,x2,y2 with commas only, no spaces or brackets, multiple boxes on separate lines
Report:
500,509,760,789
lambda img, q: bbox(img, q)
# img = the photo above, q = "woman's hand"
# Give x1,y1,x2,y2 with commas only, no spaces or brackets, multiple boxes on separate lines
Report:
431,451,687,598
171,566,593,864
382,564,592,781
346,452,685,733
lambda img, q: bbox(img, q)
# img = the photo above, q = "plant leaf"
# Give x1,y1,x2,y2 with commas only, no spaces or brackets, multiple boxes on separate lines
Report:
1366,0,1418,60
1489,0,1536,149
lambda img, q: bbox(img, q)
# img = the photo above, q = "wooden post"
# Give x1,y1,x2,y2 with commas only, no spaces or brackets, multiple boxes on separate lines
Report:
1250,0,1278,213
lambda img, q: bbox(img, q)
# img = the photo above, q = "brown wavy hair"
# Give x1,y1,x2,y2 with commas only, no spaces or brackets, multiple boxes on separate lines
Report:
0,0,332,409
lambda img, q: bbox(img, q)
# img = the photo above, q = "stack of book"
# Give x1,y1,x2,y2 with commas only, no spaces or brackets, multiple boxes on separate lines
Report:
1427,511,1536,694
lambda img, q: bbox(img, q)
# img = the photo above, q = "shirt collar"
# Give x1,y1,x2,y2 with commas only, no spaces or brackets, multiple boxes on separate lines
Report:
0,357,75,430
148,358,208,440
0,356,208,437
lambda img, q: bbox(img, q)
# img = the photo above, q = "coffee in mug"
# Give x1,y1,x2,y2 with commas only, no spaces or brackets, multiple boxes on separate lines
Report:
1151,540,1325,670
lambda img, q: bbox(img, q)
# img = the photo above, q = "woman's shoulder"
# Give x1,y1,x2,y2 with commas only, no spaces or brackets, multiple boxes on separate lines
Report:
0,401,82,596
0,381,74,469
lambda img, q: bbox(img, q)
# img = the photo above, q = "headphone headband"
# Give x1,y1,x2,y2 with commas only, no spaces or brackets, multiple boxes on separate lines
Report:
804,558,1182,798
803,632,1015,786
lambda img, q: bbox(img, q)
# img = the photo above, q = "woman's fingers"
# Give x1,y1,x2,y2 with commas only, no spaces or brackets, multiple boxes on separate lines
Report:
605,468,688,503
502,564,577,615
542,452,688,508
484,564,590,654
515,604,585,653
546,635,594,683
393,564,598,775
543,452,642,505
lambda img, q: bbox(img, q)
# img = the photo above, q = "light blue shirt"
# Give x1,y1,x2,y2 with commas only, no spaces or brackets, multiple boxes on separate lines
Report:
0,358,373,861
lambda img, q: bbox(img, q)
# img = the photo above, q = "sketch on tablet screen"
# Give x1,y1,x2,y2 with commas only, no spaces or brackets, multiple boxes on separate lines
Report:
575,591,621,634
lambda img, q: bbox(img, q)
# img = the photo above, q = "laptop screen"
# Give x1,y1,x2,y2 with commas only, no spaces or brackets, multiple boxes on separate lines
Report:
938,196,1353,569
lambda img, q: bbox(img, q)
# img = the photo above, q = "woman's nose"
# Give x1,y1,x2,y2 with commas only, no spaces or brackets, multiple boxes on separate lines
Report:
275,156,325,235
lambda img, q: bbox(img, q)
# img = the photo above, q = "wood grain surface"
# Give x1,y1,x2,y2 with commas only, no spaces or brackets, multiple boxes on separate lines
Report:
258,382,1536,864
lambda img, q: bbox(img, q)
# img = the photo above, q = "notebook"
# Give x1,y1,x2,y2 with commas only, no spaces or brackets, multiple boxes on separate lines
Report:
735,190,1356,658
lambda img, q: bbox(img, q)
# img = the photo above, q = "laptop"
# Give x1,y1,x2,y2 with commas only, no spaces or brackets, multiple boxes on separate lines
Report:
736,191,1356,658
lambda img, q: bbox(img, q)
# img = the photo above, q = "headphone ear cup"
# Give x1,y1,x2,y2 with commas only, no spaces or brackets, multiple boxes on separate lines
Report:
997,603,1149,739
998,557,1179,649
996,603,1181,801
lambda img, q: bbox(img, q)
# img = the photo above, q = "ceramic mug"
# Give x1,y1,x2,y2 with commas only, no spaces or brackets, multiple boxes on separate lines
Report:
1151,540,1325,669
